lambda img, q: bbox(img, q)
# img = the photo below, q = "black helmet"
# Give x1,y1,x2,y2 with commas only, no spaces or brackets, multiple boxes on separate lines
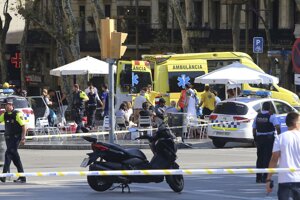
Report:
159,98,166,103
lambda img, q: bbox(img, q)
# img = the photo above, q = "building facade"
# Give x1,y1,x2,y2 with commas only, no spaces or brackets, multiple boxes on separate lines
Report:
3,0,298,93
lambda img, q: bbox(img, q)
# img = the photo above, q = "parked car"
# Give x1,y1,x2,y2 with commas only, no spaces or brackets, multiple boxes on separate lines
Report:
0,95,35,131
207,97,298,148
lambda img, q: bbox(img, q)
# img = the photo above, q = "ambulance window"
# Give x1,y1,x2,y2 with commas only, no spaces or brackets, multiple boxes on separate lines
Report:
207,60,240,72
120,64,132,92
131,72,152,93
168,72,205,93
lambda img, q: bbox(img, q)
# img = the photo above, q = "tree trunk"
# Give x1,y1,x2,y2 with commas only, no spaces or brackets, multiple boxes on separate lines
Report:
170,0,194,53
20,20,29,90
0,10,12,83
232,4,241,51
90,0,105,48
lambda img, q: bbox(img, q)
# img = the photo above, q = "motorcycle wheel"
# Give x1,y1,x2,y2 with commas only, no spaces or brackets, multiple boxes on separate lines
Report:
166,174,184,193
166,163,184,193
87,175,113,192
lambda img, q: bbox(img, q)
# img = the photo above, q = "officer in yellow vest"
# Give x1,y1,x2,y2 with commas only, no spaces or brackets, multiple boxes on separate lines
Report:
0,98,27,183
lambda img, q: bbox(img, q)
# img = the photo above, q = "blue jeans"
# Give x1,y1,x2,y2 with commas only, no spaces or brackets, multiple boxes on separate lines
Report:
278,182,300,200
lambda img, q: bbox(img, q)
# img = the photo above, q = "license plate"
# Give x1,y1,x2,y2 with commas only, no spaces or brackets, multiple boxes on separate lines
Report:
215,131,230,136
80,158,90,168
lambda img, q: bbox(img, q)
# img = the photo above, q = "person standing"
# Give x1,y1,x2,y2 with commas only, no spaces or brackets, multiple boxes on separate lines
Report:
0,98,27,183
146,84,168,109
85,81,98,96
199,85,215,117
71,84,88,133
42,89,56,127
100,84,109,117
133,89,147,123
178,86,187,112
86,86,102,128
57,86,68,125
266,112,300,199
184,84,198,119
253,102,280,183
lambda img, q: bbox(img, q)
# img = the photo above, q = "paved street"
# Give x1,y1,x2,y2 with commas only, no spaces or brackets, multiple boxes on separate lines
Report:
0,147,278,199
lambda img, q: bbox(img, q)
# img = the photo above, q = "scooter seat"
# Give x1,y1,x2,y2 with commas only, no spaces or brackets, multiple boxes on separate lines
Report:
125,148,147,160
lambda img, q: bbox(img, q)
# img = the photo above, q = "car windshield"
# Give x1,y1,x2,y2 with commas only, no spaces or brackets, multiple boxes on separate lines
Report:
214,102,248,115
0,97,29,109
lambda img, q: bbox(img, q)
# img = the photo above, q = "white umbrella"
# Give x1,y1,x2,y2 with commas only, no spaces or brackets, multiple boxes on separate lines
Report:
194,62,279,85
50,56,116,76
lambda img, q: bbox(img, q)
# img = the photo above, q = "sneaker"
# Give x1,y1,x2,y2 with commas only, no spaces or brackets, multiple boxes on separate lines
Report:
13,178,26,183
0,177,5,183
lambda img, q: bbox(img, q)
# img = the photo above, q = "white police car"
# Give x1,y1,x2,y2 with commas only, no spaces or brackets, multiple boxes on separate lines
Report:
207,91,298,148
0,90,35,132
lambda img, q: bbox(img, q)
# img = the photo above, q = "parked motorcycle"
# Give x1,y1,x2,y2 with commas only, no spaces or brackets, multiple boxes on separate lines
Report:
80,123,184,193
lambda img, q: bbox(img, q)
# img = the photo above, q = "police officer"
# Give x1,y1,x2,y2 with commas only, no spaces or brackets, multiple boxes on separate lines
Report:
0,98,27,183
86,86,102,128
71,84,88,133
252,102,281,183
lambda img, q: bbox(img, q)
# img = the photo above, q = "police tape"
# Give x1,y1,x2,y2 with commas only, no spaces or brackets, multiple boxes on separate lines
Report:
25,118,250,140
0,168,299,178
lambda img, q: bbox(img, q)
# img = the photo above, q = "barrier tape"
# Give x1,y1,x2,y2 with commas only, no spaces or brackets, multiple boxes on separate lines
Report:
0,168,298,178
25,119,250,140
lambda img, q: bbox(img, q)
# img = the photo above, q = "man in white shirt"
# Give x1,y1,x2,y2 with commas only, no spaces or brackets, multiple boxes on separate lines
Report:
266,112,300,200
133,89,147,123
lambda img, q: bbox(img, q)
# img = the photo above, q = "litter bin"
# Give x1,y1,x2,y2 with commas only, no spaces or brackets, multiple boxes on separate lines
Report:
167,113,186,137
0,132,5,166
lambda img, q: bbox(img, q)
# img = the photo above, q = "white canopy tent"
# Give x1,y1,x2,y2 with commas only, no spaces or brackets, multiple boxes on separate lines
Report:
194,62,279,85
50,56,116,76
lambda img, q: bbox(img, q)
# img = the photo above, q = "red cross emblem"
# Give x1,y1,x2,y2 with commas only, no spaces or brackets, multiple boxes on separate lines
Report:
11,53,21,69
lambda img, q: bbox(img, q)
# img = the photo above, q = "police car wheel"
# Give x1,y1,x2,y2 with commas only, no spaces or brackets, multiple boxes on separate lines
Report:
212,139,226,148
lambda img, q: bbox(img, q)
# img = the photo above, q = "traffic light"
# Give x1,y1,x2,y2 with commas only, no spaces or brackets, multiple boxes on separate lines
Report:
100,18,115,59
110,31,128,59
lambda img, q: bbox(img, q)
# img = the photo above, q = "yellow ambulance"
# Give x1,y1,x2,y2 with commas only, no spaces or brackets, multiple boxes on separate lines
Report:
115,60,152,108
152,59,208,105
143,52,300,110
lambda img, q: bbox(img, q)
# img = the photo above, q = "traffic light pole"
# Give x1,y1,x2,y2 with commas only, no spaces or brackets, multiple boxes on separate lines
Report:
107,58,115,144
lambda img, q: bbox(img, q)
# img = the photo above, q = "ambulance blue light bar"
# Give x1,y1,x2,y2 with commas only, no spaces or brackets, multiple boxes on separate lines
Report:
0,89,15,94
242,90,271,97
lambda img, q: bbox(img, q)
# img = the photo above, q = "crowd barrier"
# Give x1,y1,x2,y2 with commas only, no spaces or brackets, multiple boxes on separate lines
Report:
0,168,298,178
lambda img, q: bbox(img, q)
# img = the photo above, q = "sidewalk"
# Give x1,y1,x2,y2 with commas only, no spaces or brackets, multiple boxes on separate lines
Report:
21,138,213,150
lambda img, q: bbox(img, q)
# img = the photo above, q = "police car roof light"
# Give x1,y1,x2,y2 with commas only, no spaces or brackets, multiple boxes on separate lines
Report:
0,88,15,94
241,90,271,98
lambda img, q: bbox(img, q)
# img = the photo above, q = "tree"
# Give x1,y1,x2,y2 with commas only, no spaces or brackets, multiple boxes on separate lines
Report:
16,0,81,93
0,0,12,83
169,0,195,53
232,4,242,51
